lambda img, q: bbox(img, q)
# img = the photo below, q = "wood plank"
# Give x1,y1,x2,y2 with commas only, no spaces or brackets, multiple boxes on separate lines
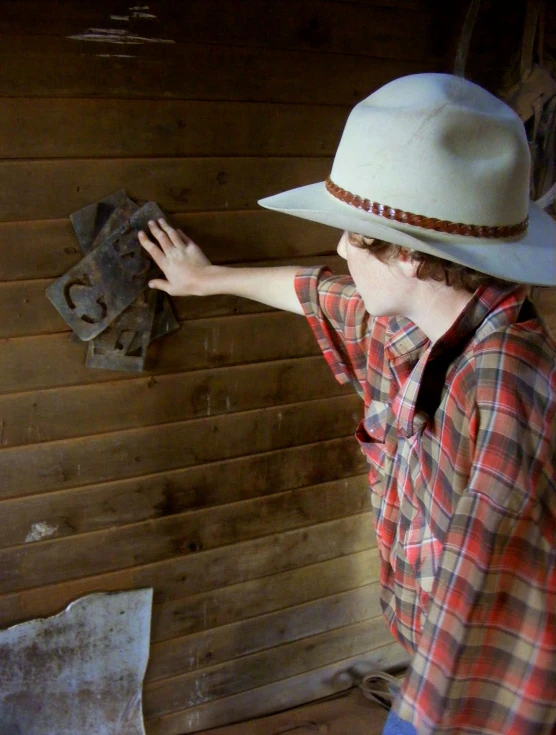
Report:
0,436,365,547
0,1,441,63
0,212,339,282
0,474,370,594
0,255,347,338
145,642,409,735
0,157,330,222
144,618,391,719
0,356,348,447
146,584,383,682
3,95,314,158
0,393,362,499
0,311,321,394
194,687,389,735
0,513,376,629
151,547,379,643
0,34,439,101
0,99,347,159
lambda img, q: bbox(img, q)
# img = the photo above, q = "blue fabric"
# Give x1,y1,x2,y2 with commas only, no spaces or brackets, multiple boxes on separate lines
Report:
382,709,417,735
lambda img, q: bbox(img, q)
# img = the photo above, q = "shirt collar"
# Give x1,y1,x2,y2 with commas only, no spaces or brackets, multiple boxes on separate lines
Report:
385,283,528,437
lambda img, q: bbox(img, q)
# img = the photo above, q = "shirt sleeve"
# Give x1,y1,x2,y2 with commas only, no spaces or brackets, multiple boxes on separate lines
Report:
393,333,556,734
294,266,371,399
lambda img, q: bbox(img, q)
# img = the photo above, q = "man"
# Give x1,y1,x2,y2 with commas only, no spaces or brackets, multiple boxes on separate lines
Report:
139,73,556,734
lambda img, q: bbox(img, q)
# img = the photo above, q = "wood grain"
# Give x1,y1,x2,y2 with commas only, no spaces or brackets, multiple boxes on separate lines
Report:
0,35,437,102
0,513,376,629
0,311,321,394
0,475,370,595
144,618,391,718
0,356,349,447
0,157,330,222
0,0,441,62
0,394,362,499
0,436,364,547
145,642,409,735
0,99,347,159
146,583,383,682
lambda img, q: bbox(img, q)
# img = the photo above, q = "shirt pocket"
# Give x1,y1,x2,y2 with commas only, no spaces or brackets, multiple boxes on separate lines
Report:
356,400,395,494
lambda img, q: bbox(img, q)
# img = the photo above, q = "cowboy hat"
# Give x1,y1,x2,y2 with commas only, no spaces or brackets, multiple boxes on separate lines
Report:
258,73,556,286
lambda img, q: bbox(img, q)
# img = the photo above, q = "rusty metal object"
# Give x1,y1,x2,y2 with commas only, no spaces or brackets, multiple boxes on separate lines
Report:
86,289,158,372
47,202,165,341
70,190,133,254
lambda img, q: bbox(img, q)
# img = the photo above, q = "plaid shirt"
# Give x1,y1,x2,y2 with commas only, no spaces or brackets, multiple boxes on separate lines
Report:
295,267,556,735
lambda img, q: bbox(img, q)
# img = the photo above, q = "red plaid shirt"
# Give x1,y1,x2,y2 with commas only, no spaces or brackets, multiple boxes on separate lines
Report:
295,267,556,734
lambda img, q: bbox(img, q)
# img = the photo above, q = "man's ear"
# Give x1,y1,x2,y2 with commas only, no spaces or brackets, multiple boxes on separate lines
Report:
396,248,419,278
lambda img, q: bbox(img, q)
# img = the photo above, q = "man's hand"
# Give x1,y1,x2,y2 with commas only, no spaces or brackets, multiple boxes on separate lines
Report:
139,218,303,314
138,219,215,296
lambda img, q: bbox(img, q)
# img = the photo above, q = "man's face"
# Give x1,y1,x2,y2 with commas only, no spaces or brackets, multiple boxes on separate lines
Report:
336,232,414,317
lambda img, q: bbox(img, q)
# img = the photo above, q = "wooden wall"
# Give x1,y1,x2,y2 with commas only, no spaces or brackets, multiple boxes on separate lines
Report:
0,1,553,733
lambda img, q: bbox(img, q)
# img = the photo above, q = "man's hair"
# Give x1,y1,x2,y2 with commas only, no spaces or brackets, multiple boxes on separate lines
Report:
348,233,518,293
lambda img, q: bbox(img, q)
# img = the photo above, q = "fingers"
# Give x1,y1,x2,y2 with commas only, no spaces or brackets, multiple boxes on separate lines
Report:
147,278,172,294
144,219,176,255
138,230,167,268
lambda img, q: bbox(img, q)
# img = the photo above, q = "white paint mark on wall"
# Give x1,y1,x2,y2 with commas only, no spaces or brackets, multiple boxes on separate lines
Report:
110,15,130,21
25,521,58,543
68,28,174,45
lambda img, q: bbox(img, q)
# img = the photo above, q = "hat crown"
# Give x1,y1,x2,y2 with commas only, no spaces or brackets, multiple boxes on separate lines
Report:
330,74,530,227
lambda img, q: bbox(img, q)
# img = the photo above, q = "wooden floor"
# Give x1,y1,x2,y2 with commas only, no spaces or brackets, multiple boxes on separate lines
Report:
197,688,388,735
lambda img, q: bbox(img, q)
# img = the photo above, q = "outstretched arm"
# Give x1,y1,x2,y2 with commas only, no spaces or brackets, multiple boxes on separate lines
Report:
138,219,304,315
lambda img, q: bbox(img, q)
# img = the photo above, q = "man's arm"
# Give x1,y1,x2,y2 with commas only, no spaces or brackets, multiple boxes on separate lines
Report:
138,218,303,315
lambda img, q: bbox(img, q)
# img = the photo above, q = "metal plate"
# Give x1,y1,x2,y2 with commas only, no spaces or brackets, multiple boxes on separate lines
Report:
86,289,157,372
151,290,180,342
47,202,165,341
70,190,132,254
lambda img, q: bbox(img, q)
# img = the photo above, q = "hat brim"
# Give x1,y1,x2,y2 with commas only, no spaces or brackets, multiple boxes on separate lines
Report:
259,182,556,286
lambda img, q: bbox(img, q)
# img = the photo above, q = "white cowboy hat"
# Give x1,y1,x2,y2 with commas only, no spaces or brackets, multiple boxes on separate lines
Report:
259,73,556,286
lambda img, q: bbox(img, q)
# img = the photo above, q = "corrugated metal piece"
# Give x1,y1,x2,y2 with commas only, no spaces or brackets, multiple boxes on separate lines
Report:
0,589,153,735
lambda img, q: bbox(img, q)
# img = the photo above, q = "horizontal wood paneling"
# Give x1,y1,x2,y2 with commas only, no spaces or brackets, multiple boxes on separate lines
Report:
0,356,349,447
0,99,347,159
0,0,444,62
145,642,409,735
0,436,365,547
0,394,362,499
0,311,320,394
0,35,436,102
144,617,389,718
0,475,370,594
146,583,383,682
0,212,339,281
0,157,330,222
0,513,376,627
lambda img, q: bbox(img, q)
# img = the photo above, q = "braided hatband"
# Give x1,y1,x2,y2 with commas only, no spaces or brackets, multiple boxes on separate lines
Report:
325,177,528,239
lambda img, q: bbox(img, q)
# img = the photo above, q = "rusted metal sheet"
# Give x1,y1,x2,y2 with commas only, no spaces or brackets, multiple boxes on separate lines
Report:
68,194,179,360
70,189,134,254
47,202,165,341
86,289,158,372
0,589,153,735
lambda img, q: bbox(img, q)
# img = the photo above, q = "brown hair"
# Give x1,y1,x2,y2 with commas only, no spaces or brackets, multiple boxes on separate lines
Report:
348,233,518,293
